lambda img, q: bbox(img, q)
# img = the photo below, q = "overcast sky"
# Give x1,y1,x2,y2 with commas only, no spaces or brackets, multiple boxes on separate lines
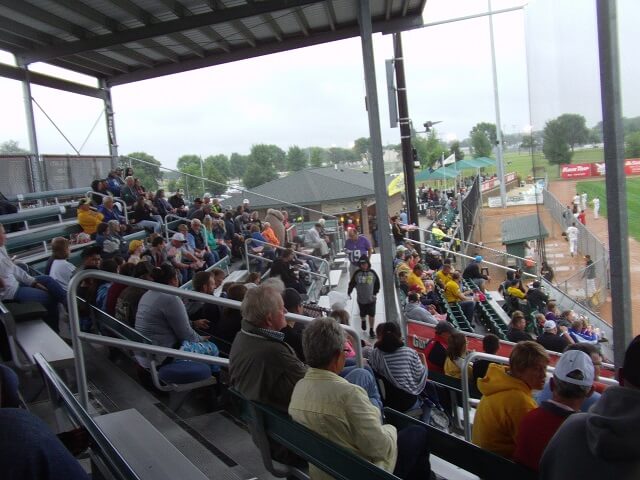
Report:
0,0,637,170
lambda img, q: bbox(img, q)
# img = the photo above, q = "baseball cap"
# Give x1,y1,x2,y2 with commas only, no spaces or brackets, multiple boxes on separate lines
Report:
543,320,557,332
193,198,202,204
282,288,302,312
171,232,187,242
396,245,408,253
532,280,541,288
203,192,211,198
435,321,455,335
475,255,483,262
243,198,250,204
358,257,370,265
554,350,595,387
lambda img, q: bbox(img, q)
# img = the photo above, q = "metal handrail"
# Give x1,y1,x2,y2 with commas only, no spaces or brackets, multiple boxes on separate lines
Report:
243,237,331,280
460,351,619,441
86,191,129,223
67,270,362,408
403,237,537,279
163,213,187,239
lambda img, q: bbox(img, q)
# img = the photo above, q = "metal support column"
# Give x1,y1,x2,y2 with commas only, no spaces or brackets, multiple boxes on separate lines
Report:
488,0,507,207
100,79,119,169
596,0,632,367
19,63,43,192
357,0,399,325
393,33,419,246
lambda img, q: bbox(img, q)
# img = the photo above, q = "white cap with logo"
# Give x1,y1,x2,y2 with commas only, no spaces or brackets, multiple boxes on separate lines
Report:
554,350,595,387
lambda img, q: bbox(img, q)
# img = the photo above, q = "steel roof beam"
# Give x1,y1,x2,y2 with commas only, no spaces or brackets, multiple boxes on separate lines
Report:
107,14,423,86
18,0,324,65
323,0,337,30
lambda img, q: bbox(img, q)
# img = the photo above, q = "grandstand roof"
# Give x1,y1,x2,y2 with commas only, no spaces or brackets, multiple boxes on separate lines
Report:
501,214,549,245
227,166,393,208
0,0,425,89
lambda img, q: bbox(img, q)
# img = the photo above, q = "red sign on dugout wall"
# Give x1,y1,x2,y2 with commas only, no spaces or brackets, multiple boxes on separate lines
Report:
560,163,592,179
561,159,640,179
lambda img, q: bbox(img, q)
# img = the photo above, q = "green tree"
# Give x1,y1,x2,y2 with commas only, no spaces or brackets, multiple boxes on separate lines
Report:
556,113,590,152
353,137,371,163
520,134,537,150
252,144,286,171
470,122,497,145
308,147,324,167
625,131,640,158
229,152,249,179
176,154,205,197
413,130,448,168
243,144,279,188
124,151,162,191
286,145,307,171
543,119,573,164
206,154,231,180
0,140,28,154
328,147,358,164
167,179,178,193
449,140,464,161
470,130,493,158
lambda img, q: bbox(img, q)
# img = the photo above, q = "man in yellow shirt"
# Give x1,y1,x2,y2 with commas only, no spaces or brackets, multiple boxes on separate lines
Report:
77,198,104,236
407,264,427,294
472,341,549,458
289,318,432,479
435,263,453,289
444,272,476,323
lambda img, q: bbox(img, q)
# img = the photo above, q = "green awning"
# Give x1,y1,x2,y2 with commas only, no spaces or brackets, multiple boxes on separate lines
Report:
471,157,496,167
502,214,549,245
415,166,459,182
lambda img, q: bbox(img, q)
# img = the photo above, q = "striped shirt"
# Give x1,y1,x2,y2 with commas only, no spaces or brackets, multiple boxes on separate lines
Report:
369,346,428,395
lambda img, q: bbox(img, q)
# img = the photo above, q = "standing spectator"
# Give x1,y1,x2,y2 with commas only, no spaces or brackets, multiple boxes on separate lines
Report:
540,261,554,283
0,224,66,332
423,321,455,374
347,257,380,338
536,320,573,353
506,311,532,343
291,318,432,480
472,341,549,458
514,349,595,472
539,336,640,479
592,196,600,219
566,222,579,257
47,237,76,291
472,333,500,383
583,254,597,297
444,331,469,379
264,208,285,246
344,228,372,275
391,216,404,246
577,209,586,225
77,198,104,236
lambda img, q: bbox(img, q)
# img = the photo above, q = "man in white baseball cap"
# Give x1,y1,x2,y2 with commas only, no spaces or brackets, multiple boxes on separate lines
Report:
513,350,595,471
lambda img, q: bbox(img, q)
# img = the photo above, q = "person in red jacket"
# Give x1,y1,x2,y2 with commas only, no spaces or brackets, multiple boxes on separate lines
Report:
513,349,595,471
423,321,455,373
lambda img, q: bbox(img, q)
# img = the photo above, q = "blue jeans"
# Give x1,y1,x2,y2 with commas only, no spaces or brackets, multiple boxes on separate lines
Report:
0,409,90,480
0,364,19,408
14,275,66,332
341,366,383,412
459,300,476,324
137,219,161,233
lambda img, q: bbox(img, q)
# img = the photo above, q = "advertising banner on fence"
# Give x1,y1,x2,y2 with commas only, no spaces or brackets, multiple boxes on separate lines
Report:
625,159,640,175
560,163,592,179
561,159,640,179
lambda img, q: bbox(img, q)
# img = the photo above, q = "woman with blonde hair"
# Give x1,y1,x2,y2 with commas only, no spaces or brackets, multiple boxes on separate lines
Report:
127,239,144,264
47,237,76,290
202,215,221,260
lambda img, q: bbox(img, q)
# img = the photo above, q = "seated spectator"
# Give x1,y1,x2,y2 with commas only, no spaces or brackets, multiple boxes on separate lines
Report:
210,218,230,258
568,318,599,344
77,198,104,236
462,255,490,293
544,301,560,322
135,264,211,369
330,308,360,363
289,318,432,480
404,292,438,325
141,236,167,267
120,176,139,206
424,321,455,373
444,331,469,379
369,322,431,422
167,189,188,216
537,319,573,352
47,237,76,291
434,263,453,289
185,271,220,328
166,232,202,284
201,216,221,262
186,219,217,266
506,311,532,343
104,262,135,316
280,287,306,362
264,208,285,246
304,222,330,258
102,220,127,258
444,272,476,324
115,261,153,326
514,350,595,472
214,283,247,348
539,335,640,479
261,222,280,247
133,197,161,233
90,179,111,206
270,248,306,294
407,264,427,294
97,196,125,226
211,268,226,291
525,280,548,312
556,309,576,329
398,270,409,297
472,341,549,458
229,280,306,467
0,224,66,332
153,189,175,218
127,239,144,265
536,343,603,412
249,224,275,262
105,169,122,197
244,272,261,289
77,245,102,271
472,333,500,383
96,259,118,311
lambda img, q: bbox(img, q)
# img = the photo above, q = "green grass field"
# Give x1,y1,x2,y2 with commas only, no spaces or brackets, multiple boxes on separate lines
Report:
576,177,640,241
489,148,605,180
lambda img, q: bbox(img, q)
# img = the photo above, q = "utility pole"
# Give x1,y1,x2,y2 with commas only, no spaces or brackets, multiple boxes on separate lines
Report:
393,33,420,244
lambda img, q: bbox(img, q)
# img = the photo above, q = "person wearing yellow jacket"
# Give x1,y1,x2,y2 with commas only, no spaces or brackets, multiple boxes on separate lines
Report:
472,341,549,458
77,198,104,236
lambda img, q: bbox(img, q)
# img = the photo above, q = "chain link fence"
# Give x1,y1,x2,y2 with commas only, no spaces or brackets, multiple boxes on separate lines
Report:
0,155,34,196
542,188,609,305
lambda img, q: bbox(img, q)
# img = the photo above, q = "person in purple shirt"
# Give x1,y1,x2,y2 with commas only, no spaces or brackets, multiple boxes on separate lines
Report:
344,228,372,275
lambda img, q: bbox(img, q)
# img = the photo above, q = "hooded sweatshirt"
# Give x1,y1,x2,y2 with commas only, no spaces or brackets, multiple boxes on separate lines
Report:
472,363,537,458
539,386,640,480
264,208,285,246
